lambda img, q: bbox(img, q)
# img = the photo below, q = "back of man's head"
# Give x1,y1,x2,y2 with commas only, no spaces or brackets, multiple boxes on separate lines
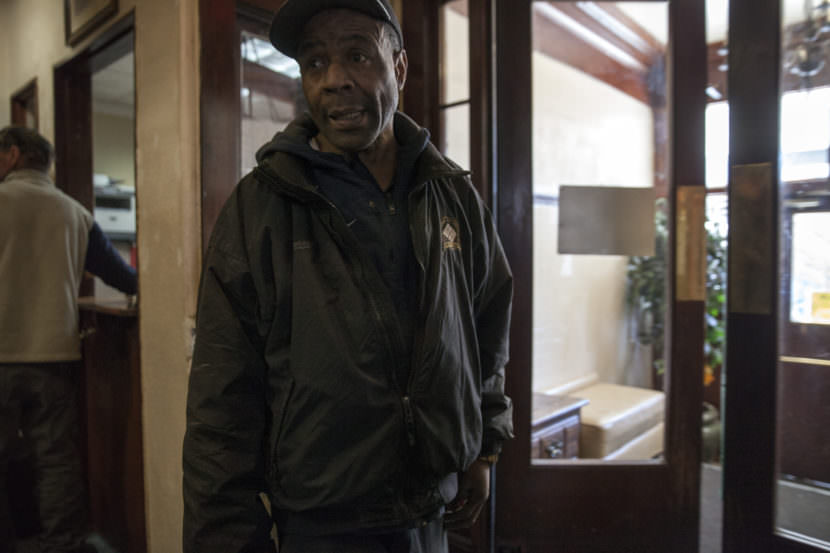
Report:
0,126,55,173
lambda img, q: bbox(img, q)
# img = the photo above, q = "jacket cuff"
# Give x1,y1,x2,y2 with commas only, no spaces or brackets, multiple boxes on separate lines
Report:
479,440,503,459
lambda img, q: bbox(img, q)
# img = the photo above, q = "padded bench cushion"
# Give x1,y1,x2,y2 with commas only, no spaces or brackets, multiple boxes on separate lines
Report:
604,422,665,461
573,383,665,458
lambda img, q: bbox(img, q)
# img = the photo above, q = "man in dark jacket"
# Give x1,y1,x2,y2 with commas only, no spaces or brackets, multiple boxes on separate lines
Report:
182,1,513,551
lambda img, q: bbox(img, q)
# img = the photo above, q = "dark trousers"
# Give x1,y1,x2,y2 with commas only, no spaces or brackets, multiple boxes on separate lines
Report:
0,363,87,553
279,519,448,553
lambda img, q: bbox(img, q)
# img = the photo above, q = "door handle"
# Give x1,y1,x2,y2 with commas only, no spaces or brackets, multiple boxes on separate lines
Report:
545,440,564,458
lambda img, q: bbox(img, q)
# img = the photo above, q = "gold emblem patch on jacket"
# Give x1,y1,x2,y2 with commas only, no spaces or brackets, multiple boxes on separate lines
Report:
441,217,461,251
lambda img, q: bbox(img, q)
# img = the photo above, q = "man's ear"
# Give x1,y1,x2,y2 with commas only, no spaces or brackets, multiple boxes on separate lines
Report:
8,145,22,169
394,48,408,91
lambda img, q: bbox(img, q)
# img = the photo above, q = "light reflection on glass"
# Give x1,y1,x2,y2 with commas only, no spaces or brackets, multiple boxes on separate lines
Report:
239,31,303,178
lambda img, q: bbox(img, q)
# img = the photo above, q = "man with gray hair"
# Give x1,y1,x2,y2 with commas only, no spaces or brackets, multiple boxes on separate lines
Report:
0,126,137,553
183,1,513,552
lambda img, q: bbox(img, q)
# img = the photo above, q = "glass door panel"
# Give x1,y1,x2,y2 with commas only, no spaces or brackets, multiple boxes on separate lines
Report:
240,30,302,178
440,0,470,105
439,0,471,167
774,0,830,547
700,4,730,548
530,1,668,462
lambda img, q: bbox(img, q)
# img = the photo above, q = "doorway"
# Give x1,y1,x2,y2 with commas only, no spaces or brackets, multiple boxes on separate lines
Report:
490,2,705,551
52,13,146,553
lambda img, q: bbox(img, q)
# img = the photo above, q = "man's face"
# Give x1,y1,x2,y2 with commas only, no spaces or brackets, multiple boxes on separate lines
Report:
0,145,20,181
296,9,407,156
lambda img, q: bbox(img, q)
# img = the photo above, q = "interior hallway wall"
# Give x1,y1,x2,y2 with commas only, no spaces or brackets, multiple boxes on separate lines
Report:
531,53,655,392
0,1,201,552
0,0,133,138
93,112,136,190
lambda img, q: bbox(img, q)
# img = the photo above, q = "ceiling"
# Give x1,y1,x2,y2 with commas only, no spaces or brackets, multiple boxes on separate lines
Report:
92,51,134,118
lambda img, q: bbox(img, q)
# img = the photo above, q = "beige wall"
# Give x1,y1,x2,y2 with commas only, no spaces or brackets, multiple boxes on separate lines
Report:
531,54,655,393
0,0,136,139
93,112,136,189
1,1,200,551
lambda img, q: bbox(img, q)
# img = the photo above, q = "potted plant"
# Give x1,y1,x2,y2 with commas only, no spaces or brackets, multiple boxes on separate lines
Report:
625,198,728,396
703,215,727,407
626,199,727,462
625,198,669,388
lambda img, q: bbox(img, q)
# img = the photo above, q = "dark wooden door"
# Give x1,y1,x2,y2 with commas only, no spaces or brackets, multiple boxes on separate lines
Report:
491,1,706,552
723,0,830,550
199,0,291,248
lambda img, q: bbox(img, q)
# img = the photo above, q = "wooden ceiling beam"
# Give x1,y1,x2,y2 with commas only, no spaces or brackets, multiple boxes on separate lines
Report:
532,2,655,105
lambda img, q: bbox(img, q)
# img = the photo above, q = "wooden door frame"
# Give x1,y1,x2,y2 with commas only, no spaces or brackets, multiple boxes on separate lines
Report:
721,0,780,550
199,0,285,250
492,0,705,551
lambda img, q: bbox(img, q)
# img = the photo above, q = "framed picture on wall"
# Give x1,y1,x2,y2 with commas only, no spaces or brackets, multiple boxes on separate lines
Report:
64,0,118,46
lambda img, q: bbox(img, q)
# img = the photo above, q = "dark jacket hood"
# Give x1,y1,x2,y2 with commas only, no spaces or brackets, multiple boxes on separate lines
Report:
253,112,465,195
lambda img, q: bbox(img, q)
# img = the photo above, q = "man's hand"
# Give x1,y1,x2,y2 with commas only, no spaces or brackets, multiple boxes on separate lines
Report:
443,458,491,529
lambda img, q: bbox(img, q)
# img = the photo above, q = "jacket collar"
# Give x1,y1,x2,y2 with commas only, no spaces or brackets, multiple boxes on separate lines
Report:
256,112,468,197
2,169,55,188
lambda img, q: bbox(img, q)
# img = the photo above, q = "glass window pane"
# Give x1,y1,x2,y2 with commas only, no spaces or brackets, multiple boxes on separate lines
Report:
776,0,830,546
441,103,470,170
780,87,830,182
790,213,830,324
440,0,469,105
706,102,730,189
531,1,668,462
240,31,303,178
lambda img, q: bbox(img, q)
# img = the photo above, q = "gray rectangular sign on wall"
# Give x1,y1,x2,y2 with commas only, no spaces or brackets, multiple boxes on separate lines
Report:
558,185,656,256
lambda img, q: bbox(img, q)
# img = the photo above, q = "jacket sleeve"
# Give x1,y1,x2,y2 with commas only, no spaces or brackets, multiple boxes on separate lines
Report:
182,190,276,553
470,187,515,456
84,222,138,294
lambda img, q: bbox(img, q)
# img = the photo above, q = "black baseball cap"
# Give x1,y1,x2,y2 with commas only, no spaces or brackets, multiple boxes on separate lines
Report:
269,0,403,59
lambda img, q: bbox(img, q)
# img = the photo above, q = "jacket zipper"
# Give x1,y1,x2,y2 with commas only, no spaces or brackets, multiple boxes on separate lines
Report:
405,183,428,395
402,396,416,446
255,163,419,446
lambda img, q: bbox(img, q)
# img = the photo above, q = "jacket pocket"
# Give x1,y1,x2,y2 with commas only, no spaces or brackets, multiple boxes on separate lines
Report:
268,377,295,490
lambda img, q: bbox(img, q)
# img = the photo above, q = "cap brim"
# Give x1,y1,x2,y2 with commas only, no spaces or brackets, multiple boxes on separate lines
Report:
269,0,397,59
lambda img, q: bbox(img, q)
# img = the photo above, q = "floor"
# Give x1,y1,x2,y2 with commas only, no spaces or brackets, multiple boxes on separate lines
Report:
699,463,724,553
13,463,828,553
699,462,830,552
16,533,118,553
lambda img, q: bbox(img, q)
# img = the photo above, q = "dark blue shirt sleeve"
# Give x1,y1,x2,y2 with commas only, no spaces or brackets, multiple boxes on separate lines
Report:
84,222,138,295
